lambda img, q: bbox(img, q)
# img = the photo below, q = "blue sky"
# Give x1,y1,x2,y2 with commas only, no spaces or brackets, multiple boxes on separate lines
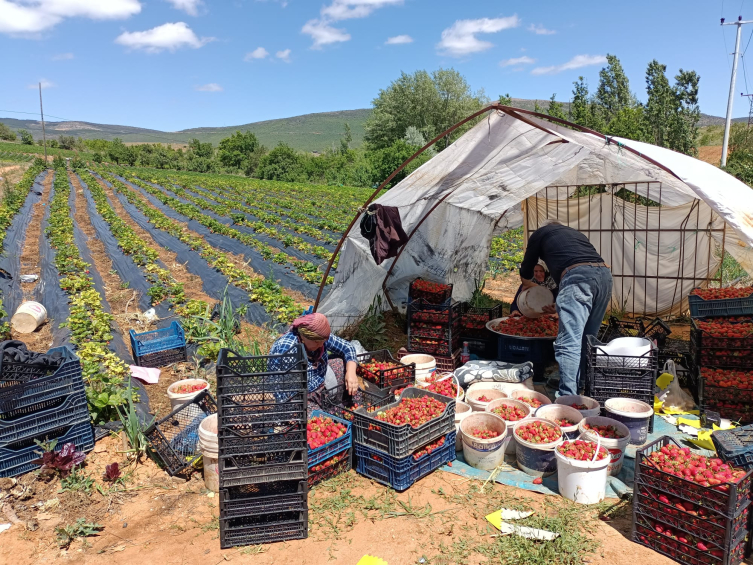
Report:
0,0,747,132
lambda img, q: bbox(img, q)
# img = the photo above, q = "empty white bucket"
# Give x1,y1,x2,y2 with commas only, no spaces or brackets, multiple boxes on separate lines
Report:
11,301,47,333
198,414,219,492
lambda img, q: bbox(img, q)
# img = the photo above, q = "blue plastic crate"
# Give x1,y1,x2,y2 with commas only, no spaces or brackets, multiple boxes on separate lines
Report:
688,289,753,318
130,321,187,367
355,431,456,491
0,346,84,420
0,420,95,478
308,409,352,468
0,389,90,446
712,425,753,469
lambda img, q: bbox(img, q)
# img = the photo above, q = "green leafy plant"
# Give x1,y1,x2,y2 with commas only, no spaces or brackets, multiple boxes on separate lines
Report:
55,519,103,549
347,295,387,351
116,379,152,462
60,467,94,494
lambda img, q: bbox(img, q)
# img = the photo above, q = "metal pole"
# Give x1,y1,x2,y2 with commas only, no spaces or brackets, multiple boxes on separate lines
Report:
38,82,47,162
721,17,753,166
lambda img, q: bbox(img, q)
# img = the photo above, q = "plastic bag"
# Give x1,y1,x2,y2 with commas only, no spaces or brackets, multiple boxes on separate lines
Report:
350,340,368,355
656,359,695,413
454,360,534,388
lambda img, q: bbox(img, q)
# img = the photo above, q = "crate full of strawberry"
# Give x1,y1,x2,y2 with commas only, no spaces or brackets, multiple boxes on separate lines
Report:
355,431,455,491
635,436,753,518
356,350,415,390
689,287,753,319
307,410,352,467
462,304,503,333
408,278,453,304
352,388,455,458
308,449,352,488
691,317,753,355
407,335,459,357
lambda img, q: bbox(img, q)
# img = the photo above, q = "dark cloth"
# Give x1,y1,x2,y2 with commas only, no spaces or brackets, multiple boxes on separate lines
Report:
360,204,408,265
510,275,558,313
0,340,63,368
519,224,604,285
306,358,363,417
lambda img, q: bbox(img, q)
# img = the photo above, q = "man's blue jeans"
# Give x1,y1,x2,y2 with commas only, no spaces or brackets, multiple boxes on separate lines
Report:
554,266,613,396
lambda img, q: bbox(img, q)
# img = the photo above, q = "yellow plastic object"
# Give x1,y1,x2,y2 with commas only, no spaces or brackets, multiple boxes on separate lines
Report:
486,509,504,530
654,397,699,416
357,557,388,565
656,372,674,391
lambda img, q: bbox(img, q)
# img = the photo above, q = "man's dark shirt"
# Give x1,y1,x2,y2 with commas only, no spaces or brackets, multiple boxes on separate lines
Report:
519,224,604,284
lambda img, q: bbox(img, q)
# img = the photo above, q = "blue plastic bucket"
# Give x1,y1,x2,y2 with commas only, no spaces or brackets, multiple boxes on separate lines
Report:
514,417,563,477
604,398,654,445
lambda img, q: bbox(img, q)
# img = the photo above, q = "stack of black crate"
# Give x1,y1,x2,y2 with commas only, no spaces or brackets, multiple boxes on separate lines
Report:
216,344,309,549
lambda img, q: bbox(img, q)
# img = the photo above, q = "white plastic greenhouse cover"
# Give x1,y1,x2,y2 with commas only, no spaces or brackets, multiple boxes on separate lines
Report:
320,110,753,329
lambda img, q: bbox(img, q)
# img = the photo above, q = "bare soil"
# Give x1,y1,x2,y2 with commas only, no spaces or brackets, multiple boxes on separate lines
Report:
698,146,722,166
483,272,519,307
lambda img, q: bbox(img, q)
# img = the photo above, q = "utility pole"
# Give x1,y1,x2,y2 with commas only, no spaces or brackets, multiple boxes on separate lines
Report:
743,93,753,127
38,82,47,162
721,16,753,167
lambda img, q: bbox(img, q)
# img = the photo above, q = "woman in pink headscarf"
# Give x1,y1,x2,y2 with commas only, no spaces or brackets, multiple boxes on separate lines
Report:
269,313,358,412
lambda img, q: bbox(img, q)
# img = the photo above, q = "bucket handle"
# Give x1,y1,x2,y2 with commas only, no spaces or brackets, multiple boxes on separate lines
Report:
576,432,603,463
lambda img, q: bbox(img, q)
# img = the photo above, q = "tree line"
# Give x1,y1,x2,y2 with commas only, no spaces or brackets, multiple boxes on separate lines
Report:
0,56,703,188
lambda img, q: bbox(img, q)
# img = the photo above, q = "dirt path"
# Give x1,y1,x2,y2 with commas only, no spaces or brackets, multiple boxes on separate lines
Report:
10,171,54,352
0,440,672,565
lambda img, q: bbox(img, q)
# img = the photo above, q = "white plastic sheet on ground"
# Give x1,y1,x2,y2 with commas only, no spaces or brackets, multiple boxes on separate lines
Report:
320,111,753,329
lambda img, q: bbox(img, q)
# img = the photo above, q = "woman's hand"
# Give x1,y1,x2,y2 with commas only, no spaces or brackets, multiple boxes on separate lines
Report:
345,360,359,395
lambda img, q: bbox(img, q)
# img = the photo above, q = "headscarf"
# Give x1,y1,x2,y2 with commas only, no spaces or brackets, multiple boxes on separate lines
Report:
290,313,331,341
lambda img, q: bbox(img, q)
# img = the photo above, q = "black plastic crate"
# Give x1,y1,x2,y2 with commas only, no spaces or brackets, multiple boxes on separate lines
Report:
0,389,90,446
308,447,352,488
219,421,307,453
434,349,462,372
218,447,307,489
587,334,659,376
635,484,751,547
216,344,308,397
217,389,306,424
219,480,307,519
407,335,460,357
407,300,463,339
408,278,452,304
355,431,455,491
130,321,187,368
690,318,753,369
0,420,95,478
635,436,753,518
633,503,749,565
320,383,395,423
352,387,455,458
0,346,80,415
688,288,753,318
642,318,672,348
144,390,217,476
598,316,645,342
462,304,503,336
219,510,308,549
689,365,753,424
356,350,415,391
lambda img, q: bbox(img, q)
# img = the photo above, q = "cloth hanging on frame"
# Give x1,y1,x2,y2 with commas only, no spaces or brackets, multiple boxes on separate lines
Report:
359,204,408,265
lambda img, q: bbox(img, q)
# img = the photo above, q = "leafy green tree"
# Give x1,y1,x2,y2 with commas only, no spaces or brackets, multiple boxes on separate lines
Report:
107,138,128,165
340,123,352,154
0,123,16,141
606,106,649,140
365,68,488,151
645,60,674,148
52,155,66,169
256,143,305,182
498,93,512,106
48,139,59,148
403,125,436,156
367,139,431,188
186,138,215,173
670,69,701,156
596,54,633,123
19,130,34,145
570,77,591,127
217,131,265,176
58,135,76,150
92,152,104,164
547,94,566,120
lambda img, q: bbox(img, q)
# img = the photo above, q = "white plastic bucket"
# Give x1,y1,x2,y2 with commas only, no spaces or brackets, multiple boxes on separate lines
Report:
555,395,601,418
454,401,472,451
466,388,507,412
578,416,631,476
604,398,654,445
465,378,534,398
418,373,464,402
535,404,583,439
517,286,554,319
510,389,552,411
555,438,609,504
401,353,435,384
514,417,563,477
11,301,47,333
167,379,209,411
460,413,508,470
198,414,219,492
485,398,532,457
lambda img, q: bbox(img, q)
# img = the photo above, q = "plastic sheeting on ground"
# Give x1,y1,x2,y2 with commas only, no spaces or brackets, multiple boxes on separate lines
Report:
440,415,688,499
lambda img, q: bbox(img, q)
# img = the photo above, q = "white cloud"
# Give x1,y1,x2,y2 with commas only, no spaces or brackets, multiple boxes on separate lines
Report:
0,0,141,35
27,78,55,89
115,22,214,53
52,52,74,60
166,0,203,16
437,16,520,57
528,23,555,35
195,83,222,91
303,0,402,48
302,19,350,49
500,56,535,67
244,47,269,60
276,48,291,62
385,34,412,45
531,54,606,75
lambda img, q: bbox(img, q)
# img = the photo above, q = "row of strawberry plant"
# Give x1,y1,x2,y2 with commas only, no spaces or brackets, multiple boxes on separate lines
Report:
47,164,131,424
80,171,186,306
0,159,47,337
114,172,331,285
138,176,333,261
100,172,303,323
